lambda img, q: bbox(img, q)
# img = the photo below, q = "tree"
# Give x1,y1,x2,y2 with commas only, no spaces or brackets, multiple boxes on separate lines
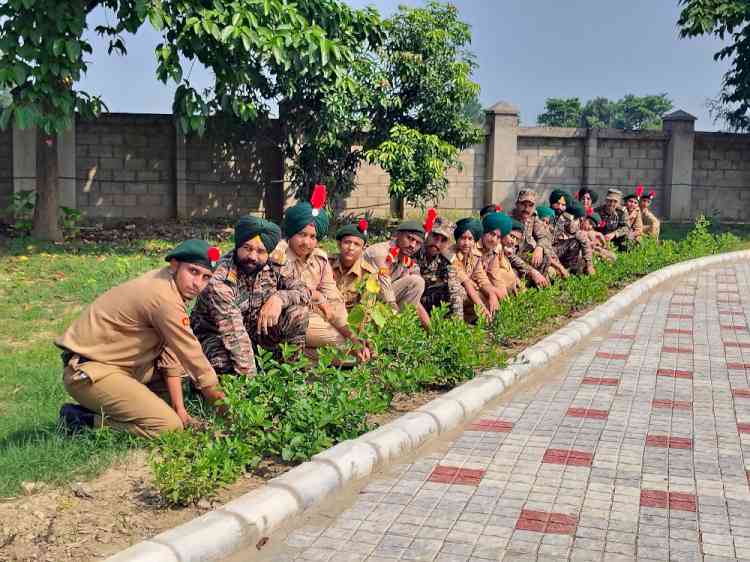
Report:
0,0,376,239
678,0,750,131
287,1,484,209
537,94,673,130
537,97,583,128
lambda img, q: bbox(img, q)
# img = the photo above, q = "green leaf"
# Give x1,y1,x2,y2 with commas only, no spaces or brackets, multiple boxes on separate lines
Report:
65,40,81,62
149,10,164,31
220,25,235,41
14,105,33,129
13,64,27,85
370,306,386,328
0,106,13,130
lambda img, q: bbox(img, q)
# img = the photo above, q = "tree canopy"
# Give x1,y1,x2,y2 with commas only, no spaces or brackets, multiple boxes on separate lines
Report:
536,94,673,130
678,0,750,131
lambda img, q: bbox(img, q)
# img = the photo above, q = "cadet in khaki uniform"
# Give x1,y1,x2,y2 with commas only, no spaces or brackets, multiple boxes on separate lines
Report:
56,240,226,438
453,217,499,320
191,216,311,376
416,215,465,319
581,210,617,262
639,189,661,239
330,220,378,311
363,220,429,327
624,193,644,243
279,200,370,362
478,211,518,296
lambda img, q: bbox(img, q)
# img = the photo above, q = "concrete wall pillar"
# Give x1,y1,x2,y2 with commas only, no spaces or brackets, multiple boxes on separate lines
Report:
13,123,76,208
583,128,599,189
662,110,696,221
484,101,519,208
175,124,188,219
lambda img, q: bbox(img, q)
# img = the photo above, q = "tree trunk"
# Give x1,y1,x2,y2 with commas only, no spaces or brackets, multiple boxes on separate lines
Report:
32,129,62,241
390,195,405,220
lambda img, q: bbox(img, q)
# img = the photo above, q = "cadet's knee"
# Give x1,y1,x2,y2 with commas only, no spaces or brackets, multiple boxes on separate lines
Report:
139,411,183,438
283,304,310,335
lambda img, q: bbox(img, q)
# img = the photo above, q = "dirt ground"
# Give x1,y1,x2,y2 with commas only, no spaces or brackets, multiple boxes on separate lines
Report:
0,392,441,562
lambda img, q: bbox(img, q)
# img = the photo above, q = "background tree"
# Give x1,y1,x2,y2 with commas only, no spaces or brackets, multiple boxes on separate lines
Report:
678,0,750,131
288,1,483,209
537,94,673,130
537,97,583,128
0,0,377,240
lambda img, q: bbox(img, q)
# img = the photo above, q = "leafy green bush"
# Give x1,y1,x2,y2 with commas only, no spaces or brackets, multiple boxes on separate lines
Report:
150,217,743,505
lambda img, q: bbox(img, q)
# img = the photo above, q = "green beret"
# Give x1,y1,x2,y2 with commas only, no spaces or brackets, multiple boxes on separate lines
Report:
549,189,569,206
586,211,602,225
480,203,503,218
624,193,638,201
235,215,282,253
336,223,368,243
165,239,220,270
282,202,329,239
536,206,555,220
454,217,483,242
395,220,425,240
482,212,512,236
577,187,599,204
567,202,586,219
510,218,524,232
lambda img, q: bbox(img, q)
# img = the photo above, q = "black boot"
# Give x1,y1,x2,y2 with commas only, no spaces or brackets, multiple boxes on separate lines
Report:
59,403,95,434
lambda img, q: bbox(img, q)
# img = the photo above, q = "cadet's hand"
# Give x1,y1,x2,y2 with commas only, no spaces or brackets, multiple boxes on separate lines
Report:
258,295,283,335
604,233,615,242
531,246,544,268
530,269,549,287
175,407,194,428
318,302,333,321
585,263,596,275
487,292,499,317
354,338,372,363
202,386,228,416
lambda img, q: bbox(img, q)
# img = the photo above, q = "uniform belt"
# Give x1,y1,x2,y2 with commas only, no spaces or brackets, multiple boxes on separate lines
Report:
61,349,90,367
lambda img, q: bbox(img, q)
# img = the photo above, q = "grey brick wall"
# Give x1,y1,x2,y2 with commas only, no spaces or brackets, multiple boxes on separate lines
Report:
76,114,175,219
692,133,750,221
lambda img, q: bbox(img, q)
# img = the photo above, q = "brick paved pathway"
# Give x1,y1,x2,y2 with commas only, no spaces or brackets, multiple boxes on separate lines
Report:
259,265,750,562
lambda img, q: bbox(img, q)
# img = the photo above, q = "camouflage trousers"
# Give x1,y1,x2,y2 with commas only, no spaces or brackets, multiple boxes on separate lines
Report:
200,304,309,374
554,238,586,272
421,283,465,320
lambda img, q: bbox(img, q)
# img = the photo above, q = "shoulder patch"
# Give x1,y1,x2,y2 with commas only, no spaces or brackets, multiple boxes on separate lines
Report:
226,269,237,284
181,316,190,327
269,248,287,266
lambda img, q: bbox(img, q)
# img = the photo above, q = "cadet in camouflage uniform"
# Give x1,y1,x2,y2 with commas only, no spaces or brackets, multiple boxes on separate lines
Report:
509,190,554,287
548,189,595,275
416,216,465,320
595,189,632,250
190,216,311,377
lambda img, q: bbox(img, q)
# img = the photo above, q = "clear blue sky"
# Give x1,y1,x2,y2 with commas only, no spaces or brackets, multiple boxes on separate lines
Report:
78,0,731,130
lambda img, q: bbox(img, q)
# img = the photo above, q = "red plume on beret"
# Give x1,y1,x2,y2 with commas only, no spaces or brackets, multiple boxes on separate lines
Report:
207,246,221,262
586,206,593,217
648,188,656,198
358,219,368,234
423,208,437,233
575,191,580,199
495,204,503,212
386,245,399,263
310,184,327,216
598,220,606,229
635,184,644,198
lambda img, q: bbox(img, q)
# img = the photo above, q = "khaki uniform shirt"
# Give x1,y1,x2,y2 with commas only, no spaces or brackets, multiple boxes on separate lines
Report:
641,208,660,239
363,241,421,308
276,240,347,328
56,267,218,389
329,254,378,311
453,245,493,293
627,208,644,240
476,240,506,290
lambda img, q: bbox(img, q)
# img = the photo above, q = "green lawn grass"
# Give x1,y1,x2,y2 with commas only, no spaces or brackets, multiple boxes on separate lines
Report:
661,220,750,241
0,237,235,497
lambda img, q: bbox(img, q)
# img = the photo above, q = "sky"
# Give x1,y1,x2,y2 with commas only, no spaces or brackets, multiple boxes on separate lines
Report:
77,0,732,130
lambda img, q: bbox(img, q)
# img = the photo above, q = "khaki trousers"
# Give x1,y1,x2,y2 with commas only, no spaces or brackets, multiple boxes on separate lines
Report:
305,310,348,348
63,364,183,439
393,275,425,309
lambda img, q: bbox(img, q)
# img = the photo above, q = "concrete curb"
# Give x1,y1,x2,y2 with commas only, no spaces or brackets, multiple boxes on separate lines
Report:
107,249,750,562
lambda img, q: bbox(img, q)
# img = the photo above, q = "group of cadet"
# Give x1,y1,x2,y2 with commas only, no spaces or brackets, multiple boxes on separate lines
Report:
56,185,660,438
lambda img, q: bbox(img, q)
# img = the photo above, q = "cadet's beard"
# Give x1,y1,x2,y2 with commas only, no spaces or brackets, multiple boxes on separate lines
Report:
234,252,262,276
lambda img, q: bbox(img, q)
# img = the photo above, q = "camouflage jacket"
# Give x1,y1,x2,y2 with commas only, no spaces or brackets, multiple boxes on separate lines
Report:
510,209,554,256
595,204,630,239
550,212,578,243
190,252,311,376
416,247,463,317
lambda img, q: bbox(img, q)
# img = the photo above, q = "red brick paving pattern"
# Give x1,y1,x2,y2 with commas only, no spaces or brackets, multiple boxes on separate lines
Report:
565,408,609,419
427,466,485,486
515,510,577,535
466,419,513,432
652,400,692,410
656,369,694,379
542,449,593,467
640,490,697,512
645,435,693,449
581,377,620,385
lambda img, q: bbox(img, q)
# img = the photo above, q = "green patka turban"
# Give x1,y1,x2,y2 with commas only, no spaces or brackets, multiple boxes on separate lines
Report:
567,201,586,219
282,202,329,239
454,217,483,242
482,212,513,236
510,218,524,232
624,193,639,202
536,206,556,220
235,215,282,253
549,189,569,206
336,223,368,243
165,239,220,270
587,211,602,225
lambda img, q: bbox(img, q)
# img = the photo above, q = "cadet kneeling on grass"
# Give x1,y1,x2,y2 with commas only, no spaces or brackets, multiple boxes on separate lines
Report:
57,240,226,438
